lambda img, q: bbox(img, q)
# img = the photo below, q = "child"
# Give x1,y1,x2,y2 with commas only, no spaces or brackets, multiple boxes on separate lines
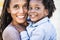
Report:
16,0,56,40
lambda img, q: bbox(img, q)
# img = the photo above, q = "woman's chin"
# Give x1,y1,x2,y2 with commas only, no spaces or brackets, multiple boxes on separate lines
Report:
17,20,25,24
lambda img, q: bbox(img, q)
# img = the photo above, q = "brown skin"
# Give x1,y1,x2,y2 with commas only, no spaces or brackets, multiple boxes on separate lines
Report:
28,0,48,22
7,0,28,32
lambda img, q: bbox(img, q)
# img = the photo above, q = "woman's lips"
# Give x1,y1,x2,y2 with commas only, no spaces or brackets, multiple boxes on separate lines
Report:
17,16,25,19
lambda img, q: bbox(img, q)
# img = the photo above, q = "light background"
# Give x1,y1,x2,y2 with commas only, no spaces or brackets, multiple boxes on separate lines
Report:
0,0,4,16
0,0,60,40
50,0,60,40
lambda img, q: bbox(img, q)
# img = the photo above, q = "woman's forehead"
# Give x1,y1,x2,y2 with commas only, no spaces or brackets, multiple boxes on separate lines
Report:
10,0,27,3
10,0,27,5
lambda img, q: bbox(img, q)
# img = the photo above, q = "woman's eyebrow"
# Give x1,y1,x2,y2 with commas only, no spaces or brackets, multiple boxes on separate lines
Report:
23,3,28,6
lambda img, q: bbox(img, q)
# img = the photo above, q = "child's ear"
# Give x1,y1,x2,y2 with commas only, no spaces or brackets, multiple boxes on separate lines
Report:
7,8,11,13
45,9,48,16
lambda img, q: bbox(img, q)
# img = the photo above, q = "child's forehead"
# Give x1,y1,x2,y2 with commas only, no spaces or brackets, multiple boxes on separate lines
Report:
30,0,42,2
29,0,44,7
30,0,43,4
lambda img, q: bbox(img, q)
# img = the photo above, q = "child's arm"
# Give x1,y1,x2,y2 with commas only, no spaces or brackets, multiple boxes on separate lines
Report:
20,30,45,40
20,31,29,40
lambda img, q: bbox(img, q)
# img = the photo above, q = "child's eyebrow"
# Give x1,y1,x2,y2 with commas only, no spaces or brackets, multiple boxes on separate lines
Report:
29,4,39,6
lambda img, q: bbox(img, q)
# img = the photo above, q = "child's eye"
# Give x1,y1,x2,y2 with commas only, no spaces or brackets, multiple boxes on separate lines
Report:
13,5,19,9
35,7,40,10
29,7,32,10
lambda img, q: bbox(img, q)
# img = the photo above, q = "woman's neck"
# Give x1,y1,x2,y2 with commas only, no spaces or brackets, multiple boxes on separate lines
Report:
11,21,28,27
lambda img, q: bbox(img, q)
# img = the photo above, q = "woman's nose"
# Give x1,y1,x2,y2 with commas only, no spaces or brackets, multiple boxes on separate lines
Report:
18,8,23,14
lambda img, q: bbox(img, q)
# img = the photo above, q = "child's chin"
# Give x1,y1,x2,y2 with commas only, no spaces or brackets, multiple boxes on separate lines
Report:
31,19,37,22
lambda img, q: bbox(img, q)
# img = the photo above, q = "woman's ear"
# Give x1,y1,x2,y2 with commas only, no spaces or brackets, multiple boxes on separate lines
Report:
7,8,11,13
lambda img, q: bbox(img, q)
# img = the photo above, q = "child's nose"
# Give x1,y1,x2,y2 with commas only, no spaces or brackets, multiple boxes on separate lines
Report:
31,9,35,12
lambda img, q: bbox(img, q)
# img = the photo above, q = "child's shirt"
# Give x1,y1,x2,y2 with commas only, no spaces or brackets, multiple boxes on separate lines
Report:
20,17,56,40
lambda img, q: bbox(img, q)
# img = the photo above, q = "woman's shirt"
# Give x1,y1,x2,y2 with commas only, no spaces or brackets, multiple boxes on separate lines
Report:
2,24,20,40
20,17,56,40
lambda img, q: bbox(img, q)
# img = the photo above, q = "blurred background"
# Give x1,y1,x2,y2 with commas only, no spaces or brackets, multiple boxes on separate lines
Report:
0,0,4,40
0,0,60,40
50,0,60,40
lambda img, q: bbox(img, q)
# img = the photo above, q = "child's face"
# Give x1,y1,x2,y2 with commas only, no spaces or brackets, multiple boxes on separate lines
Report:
7,0,28,24
28,0,48,22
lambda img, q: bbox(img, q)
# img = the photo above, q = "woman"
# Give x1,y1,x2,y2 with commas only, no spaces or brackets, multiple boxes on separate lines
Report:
1,0,29,40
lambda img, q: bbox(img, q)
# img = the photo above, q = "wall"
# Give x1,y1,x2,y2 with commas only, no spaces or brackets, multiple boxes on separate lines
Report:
50,0,60,40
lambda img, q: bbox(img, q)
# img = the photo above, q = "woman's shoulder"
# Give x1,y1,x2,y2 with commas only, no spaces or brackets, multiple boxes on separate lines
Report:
2,24,20,40
2,24,18,35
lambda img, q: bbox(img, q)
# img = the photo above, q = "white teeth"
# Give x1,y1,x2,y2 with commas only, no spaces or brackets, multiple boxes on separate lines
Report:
17,16,24,18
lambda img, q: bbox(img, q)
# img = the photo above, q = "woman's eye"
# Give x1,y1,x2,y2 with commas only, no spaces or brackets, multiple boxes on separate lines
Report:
13,5,19,9
35,7,40,10
23,4,27,8
29,7,32,10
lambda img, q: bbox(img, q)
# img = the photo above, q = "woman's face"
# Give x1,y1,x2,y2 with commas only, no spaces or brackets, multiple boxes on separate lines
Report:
7,0,28,24
28,0,48,22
